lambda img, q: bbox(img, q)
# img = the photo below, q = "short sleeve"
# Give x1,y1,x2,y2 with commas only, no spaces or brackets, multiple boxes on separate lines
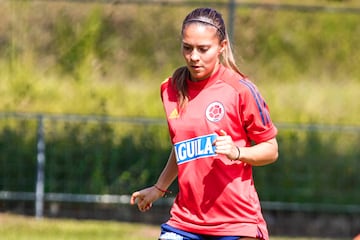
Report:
238,79,277,143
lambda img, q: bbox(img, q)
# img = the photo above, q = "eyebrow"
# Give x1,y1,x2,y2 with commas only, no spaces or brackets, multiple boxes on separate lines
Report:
182,42,211,48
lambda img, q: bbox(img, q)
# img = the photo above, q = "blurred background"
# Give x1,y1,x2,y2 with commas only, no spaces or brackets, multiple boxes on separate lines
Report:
0,0,359,239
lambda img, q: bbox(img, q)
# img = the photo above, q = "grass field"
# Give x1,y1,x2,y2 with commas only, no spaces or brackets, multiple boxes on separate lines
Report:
0,213,160,240
0,213,348,240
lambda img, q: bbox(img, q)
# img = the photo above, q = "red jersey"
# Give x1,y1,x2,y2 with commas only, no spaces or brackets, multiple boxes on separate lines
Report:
160,65,277,239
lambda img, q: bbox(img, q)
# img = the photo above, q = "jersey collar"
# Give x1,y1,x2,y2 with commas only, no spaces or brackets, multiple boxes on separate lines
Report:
186,64,225,91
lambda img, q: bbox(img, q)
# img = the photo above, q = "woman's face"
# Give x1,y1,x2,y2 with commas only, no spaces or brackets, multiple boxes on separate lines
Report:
182,23,226,82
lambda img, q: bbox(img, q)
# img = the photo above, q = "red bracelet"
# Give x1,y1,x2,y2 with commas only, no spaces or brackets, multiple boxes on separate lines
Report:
154,185,172,195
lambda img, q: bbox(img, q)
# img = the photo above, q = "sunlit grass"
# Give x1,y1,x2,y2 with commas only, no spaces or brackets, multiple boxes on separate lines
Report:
0,213,348,240
1,65,358,126
260,79,360,125
0,1,358,126
0,213,160,240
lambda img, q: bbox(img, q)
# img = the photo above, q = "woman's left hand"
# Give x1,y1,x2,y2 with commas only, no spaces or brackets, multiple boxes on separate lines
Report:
214,130,239,161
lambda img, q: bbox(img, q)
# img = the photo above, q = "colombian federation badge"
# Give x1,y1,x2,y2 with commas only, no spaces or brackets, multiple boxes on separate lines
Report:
205,101,225,122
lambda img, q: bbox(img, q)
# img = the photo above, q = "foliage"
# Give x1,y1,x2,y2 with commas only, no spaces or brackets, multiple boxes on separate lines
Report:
53,8,108,81
0,2,359,123
235,9,360,82
0,118,359,205
0,121,37,191
254,128,360,204
0,118,172,195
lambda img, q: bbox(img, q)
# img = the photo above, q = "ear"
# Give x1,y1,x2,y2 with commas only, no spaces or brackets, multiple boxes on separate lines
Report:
219,39,227,54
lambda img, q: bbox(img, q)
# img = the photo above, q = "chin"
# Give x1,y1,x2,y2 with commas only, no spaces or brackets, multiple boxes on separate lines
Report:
191,73,208,81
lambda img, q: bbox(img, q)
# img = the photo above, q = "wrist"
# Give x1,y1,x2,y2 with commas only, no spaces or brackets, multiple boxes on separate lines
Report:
235,146,241,160
154,184,172,197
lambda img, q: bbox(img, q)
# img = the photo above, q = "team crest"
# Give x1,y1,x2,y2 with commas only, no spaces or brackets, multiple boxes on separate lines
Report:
205,101,225,122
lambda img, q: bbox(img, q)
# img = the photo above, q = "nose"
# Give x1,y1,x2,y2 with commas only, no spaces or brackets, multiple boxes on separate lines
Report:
190,50,200,61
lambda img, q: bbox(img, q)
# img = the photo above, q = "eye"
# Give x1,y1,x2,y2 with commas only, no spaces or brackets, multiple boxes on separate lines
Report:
199,47,209,53
182,45,192,52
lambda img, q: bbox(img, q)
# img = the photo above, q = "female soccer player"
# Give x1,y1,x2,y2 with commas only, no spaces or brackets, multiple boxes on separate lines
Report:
131,7,278,240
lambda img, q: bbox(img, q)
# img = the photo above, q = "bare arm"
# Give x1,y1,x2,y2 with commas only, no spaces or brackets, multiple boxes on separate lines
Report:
130,148,178,211
237,138,278,166
154,147,178,190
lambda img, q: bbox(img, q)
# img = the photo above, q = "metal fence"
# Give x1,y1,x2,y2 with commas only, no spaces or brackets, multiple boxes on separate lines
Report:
0,112,167,218
0,112,359,219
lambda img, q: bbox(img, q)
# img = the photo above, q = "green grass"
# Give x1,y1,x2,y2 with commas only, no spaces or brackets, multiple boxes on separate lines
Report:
0,213,346,240
0,1,359,124
0,213,160,240
260,80,360,125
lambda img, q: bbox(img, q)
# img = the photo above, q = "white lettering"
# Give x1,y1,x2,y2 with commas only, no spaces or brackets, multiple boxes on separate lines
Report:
174,134,217,164
204,137,214,154
195,138,203,155
186,141,195,158
178,143,186,161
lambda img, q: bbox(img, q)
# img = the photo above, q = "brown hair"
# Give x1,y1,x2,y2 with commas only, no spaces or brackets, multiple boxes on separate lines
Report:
172,8,243,109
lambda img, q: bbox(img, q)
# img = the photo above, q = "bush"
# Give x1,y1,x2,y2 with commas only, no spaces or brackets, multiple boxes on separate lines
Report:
0,117,359,205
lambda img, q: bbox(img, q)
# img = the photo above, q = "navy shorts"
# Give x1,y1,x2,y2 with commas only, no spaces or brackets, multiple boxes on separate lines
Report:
159,223,241,240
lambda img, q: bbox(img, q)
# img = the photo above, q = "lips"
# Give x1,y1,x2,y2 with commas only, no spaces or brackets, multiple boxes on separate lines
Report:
191,65,202,70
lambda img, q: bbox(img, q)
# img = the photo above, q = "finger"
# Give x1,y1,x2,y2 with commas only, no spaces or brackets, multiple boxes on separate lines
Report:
130,192,140,205
138,197,148,208
219,129,227,136
214,129,227,146
139,201,151,212
215,129,227,136
145,203,152,211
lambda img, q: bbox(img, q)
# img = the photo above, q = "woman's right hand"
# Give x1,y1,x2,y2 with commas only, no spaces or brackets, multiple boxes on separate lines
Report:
130,186,164,212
